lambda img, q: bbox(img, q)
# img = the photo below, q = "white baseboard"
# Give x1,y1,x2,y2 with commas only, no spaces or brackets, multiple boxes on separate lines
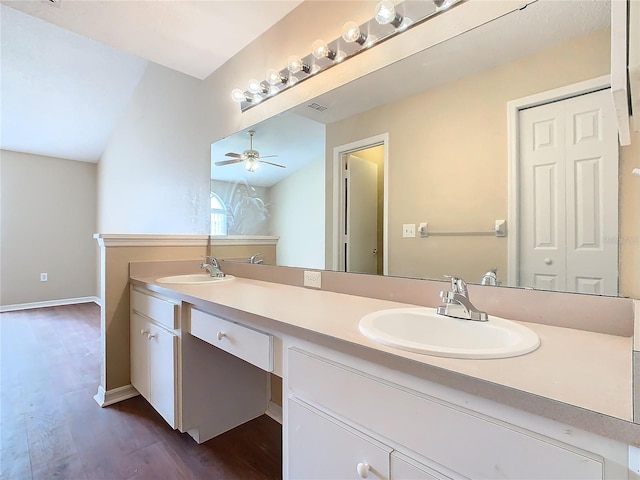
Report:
266,401,283,424
94,384,139,407
0,296,101,313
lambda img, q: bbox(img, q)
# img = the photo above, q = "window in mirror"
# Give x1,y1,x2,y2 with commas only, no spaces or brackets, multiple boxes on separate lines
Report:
210,193,228,236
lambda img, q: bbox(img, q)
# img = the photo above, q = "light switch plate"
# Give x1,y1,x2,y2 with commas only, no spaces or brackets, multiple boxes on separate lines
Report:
402,224,416,238
303,270,321,288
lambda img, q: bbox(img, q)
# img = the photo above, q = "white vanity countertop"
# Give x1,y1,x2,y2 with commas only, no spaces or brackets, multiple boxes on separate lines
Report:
130,275,634,430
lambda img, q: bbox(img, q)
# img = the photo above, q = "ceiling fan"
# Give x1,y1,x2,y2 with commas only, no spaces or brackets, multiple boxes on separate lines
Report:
215,130,286,172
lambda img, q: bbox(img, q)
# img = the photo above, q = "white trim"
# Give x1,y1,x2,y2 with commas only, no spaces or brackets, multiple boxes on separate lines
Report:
611,0,631,145
266,401,283,424
210,235,279,246
93,234,279,248
94,384,139,407
332,133,389,275
94,233,210,247
506,75,612,287
0,296,100,313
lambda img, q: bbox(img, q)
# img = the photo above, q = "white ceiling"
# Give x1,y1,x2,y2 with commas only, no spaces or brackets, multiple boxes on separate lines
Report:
211,112,325,188
0,0,303,163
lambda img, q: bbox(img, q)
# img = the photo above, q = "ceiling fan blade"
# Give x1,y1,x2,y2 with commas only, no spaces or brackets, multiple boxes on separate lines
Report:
260,160,287,168
258,154,278,159
215,159,243,166
225,152,242,158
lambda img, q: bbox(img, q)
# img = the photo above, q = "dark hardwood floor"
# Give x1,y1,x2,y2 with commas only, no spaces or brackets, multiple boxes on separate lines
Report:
0,303,282,479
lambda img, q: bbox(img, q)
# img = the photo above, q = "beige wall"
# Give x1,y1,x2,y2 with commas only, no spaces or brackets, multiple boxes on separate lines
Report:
101,242,277,390
326,29,615,284
0,150,97,306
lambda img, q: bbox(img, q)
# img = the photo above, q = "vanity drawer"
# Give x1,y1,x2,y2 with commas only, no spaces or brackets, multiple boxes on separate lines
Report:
190,309,273,372
131,288,178,330
288,348,603,480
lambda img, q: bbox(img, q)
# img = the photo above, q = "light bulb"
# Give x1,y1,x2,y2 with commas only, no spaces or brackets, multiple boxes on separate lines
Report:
244,159,259,172
342,21,367,45
375,1,396,24
247,79,263,94
266,68,285,86
231,88,246,103
311,39,336,60
287,55,310,74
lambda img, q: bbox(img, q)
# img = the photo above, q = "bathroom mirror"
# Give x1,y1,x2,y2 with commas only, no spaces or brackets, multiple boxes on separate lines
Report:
212,0,634,297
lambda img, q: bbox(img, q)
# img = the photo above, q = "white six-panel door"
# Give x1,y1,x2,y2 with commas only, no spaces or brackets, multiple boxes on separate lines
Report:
519,89,618,295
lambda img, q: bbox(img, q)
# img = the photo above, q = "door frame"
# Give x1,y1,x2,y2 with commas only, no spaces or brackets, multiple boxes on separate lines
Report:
332,133,389,275
506,75,612,286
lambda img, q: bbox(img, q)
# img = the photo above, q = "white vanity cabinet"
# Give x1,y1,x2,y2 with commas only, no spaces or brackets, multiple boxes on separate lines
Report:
129,288,272,444
288,398,392,479
130,287,179,428
285,345,621,480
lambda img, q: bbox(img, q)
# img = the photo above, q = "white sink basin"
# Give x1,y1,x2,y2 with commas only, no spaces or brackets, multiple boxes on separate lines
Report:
359,307,539,359
156,274,234,285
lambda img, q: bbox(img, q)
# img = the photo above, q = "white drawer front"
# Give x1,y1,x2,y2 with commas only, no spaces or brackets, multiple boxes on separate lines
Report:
288,398,391,480
131,288,178,330
190,309,273,372
288,348,603,480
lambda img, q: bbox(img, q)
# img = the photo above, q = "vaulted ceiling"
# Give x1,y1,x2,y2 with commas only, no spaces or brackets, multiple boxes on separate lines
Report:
0,1,303,162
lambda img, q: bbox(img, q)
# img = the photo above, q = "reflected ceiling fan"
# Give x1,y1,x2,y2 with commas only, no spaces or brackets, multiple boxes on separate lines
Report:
215,130,286,172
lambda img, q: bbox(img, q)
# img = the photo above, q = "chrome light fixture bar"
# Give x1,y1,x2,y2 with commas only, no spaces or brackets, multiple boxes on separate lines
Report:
232,0,463,112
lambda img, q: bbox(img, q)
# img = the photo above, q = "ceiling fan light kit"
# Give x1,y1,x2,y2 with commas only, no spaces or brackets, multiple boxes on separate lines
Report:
215,130,286,173
231,0,462,112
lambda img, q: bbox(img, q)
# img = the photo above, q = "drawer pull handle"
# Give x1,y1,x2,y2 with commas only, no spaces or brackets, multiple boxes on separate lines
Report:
147,333,157,340
217,331,226,341
356,462,369,478
140,329,149,335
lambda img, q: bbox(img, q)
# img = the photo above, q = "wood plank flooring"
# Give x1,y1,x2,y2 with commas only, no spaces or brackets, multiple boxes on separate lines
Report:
0,303,282,479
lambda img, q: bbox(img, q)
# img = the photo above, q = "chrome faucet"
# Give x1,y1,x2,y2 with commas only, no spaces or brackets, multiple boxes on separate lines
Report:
480,268,500,286
436,276,488,321
249,253,264,264
201,256,225,278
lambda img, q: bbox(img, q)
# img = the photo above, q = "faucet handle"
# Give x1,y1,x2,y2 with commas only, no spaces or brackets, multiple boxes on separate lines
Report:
444,275,467,296
205,255,219,267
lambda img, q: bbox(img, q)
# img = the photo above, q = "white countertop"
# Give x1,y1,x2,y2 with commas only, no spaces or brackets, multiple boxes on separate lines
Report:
131,274,634,427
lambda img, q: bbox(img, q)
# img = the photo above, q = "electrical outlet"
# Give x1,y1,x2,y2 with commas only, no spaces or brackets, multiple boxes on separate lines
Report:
303,270,322,288
402,223,416,238
40,273,48,282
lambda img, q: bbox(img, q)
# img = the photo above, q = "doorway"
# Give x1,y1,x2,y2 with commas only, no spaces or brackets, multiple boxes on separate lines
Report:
332,134,388,275
509,78,619,295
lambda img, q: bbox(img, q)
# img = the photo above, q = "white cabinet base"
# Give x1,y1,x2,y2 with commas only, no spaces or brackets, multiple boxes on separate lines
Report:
181,331,269,444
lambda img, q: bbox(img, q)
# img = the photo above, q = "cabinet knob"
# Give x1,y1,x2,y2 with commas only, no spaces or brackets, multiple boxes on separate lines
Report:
544,257,553,265
140,329,149,335
147,333,157,340
356,462,370,478
217,331,225,341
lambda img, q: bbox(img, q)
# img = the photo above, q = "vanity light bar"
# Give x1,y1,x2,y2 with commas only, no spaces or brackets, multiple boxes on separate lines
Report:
231,0,463,112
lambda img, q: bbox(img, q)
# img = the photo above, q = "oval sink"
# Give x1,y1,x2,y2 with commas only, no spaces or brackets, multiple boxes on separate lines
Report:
156,274,234,285
359,307,539,359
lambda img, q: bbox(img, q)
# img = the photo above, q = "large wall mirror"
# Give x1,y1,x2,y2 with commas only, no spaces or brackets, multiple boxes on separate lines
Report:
212,0,635,297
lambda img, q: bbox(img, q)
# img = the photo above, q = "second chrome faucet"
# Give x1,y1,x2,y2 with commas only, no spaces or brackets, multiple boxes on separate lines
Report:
436,276,488,321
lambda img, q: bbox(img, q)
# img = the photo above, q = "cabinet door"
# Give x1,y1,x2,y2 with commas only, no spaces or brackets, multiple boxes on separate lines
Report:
130,312,150,400
288,398,391,480
148,323,177,428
